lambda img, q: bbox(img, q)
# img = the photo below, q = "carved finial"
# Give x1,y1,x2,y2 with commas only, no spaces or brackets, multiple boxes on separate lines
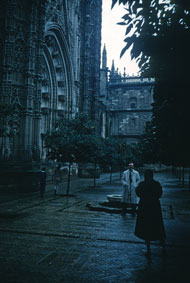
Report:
102,44,107,69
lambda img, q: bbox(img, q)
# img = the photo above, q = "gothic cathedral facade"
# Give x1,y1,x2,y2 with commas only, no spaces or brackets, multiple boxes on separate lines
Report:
0,0,104,191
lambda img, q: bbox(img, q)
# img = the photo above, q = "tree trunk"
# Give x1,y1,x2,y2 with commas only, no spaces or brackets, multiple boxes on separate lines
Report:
66,163,71,195
109,164,112,182
93,163,96,187
120,165,123,180
120,169,122,180
178,167,182,181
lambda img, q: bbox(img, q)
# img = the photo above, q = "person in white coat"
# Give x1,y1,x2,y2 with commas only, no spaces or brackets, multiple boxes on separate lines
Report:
122,162,140,213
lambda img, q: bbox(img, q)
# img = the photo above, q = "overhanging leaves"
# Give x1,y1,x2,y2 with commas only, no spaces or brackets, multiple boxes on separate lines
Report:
121,34,136,57
112,0,190,166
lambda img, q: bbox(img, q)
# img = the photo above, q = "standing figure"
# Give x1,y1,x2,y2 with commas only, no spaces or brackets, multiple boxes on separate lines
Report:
53,164,62,195
135,169,166,256
39,167,47,198
122,162,140,213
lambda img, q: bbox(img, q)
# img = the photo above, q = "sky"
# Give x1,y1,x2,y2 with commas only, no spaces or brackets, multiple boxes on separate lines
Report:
101,0,140,76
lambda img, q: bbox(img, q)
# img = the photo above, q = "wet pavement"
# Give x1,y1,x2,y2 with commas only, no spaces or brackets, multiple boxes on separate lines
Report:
0,171,190,283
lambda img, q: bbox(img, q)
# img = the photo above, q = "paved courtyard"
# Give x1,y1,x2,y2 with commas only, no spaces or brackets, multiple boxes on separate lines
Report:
0,172,190,282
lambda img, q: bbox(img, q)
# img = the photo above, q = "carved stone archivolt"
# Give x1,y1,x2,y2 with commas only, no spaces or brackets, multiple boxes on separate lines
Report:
39,21,76,160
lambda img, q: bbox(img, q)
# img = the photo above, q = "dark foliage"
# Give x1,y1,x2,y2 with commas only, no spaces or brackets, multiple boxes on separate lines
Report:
112,0,190,166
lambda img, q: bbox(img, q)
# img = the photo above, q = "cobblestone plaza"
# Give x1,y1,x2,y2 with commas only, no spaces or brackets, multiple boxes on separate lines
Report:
0,172,189,282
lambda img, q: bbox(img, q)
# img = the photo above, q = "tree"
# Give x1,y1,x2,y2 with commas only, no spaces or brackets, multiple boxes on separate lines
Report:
116,140,143,178
66,113,104,187
112,0,190,76
100,137,119,182
140,121,162,164
128,143,144,168
87,136,105,187
112,0,190,167
44,113,99,195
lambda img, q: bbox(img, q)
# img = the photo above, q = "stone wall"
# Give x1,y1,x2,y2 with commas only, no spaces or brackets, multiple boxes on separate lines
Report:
108,78,154,143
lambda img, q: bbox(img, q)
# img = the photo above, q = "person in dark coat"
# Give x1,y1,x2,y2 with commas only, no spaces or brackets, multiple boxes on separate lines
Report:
39,167,47,198
135,169,166,256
